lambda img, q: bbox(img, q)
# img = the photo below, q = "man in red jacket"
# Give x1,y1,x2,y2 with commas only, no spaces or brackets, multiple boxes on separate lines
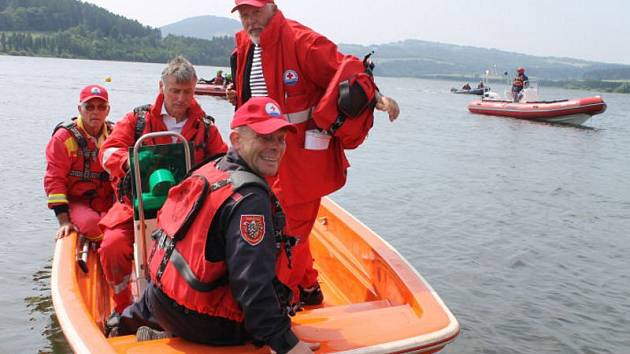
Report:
98,56,228,318
228,0,400,306
45,84,114,240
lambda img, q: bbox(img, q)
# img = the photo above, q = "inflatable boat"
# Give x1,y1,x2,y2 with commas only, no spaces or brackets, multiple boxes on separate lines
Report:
468,96,607,125
194,82,226,97
451,87,489,95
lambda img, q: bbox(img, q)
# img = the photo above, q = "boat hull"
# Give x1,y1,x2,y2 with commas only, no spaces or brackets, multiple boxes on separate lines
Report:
451,87,487,95
194,83,226,97
467,96,606,124
52,197,459,353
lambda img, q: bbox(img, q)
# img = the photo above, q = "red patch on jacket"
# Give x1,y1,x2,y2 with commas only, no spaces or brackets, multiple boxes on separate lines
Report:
240,215,265,246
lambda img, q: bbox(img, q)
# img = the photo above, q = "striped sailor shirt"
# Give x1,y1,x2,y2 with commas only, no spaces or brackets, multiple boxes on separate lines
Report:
250,44,268,97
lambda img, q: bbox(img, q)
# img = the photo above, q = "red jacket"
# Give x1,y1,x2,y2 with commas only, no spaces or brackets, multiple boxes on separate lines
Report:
98,94,227,228
44,117,114,213
234,10,350,207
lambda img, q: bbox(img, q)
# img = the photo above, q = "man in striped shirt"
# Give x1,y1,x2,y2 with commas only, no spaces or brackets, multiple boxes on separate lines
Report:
228,0,400,315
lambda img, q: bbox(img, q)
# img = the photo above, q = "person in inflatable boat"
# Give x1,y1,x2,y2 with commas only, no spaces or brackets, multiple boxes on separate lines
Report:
512,67,529,101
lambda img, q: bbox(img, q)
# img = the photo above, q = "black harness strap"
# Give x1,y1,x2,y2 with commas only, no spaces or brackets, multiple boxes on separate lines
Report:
170,247,228,292
328,52,378,136
53,117,112,182
133,104,152,142
67,124,94,181
329,80,352,135
229,170,268,192
193,115,215,156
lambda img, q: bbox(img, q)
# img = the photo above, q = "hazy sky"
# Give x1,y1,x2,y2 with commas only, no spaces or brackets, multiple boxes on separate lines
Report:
82,0,630,65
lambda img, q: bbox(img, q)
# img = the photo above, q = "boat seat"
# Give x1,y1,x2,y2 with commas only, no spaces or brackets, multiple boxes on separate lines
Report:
108,303,433,353
299,299,391,317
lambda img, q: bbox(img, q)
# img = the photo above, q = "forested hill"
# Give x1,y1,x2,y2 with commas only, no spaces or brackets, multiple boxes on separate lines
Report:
340,40,630,82
2,0,629,93
0,0,233,65
161,15,241,41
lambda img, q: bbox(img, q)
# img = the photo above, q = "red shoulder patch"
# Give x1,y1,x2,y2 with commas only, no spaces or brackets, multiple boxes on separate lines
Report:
240,215,265,246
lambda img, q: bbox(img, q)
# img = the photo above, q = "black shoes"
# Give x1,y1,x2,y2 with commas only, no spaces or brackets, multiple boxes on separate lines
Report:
105,311,121,337
299,283,324,306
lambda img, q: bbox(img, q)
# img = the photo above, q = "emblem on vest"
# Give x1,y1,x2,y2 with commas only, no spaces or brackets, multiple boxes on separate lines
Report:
283,70,299,86
240,215,265,246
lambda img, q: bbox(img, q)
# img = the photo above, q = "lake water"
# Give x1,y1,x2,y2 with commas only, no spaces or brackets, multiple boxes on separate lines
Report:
0,55,628,354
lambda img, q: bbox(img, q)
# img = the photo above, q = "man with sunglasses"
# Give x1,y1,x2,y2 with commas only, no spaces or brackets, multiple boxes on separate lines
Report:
44,84,114,241
97,56,228,323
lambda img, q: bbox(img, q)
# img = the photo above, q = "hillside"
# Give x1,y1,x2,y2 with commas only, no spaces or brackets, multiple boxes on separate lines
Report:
340,40,630,82
2,1,629,93
160,15,241,41
0,0,233,66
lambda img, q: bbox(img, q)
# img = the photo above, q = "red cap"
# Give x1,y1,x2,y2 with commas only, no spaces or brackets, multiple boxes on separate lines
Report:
231,0,274,13
231,97,296,135
79,84,109,104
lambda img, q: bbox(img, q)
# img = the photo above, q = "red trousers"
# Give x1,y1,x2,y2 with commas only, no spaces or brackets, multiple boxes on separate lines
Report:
282,199,321,296
68,199,106,239
98,221,134,313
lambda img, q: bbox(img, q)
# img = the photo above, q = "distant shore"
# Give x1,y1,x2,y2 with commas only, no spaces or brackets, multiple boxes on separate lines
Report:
2,52,628,94
421,74,630,94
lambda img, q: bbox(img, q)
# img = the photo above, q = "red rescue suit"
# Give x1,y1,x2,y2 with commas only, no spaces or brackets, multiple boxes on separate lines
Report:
234,10,376,294
234,10,349,205
44,117,114,238
98,93,227,313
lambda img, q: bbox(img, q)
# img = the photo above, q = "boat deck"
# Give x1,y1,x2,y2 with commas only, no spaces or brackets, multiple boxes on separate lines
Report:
52,198,459,353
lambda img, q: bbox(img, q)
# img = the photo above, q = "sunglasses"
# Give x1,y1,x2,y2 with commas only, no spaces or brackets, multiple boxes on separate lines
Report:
83,103,109,112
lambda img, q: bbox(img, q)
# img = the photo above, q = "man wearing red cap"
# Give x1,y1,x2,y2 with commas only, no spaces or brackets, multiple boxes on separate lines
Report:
98,56,228,320
113,97,318,353
45,84,114,241
228,0,400,306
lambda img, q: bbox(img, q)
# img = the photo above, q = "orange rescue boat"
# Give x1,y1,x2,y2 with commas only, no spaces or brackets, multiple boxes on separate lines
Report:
52,197,459,353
